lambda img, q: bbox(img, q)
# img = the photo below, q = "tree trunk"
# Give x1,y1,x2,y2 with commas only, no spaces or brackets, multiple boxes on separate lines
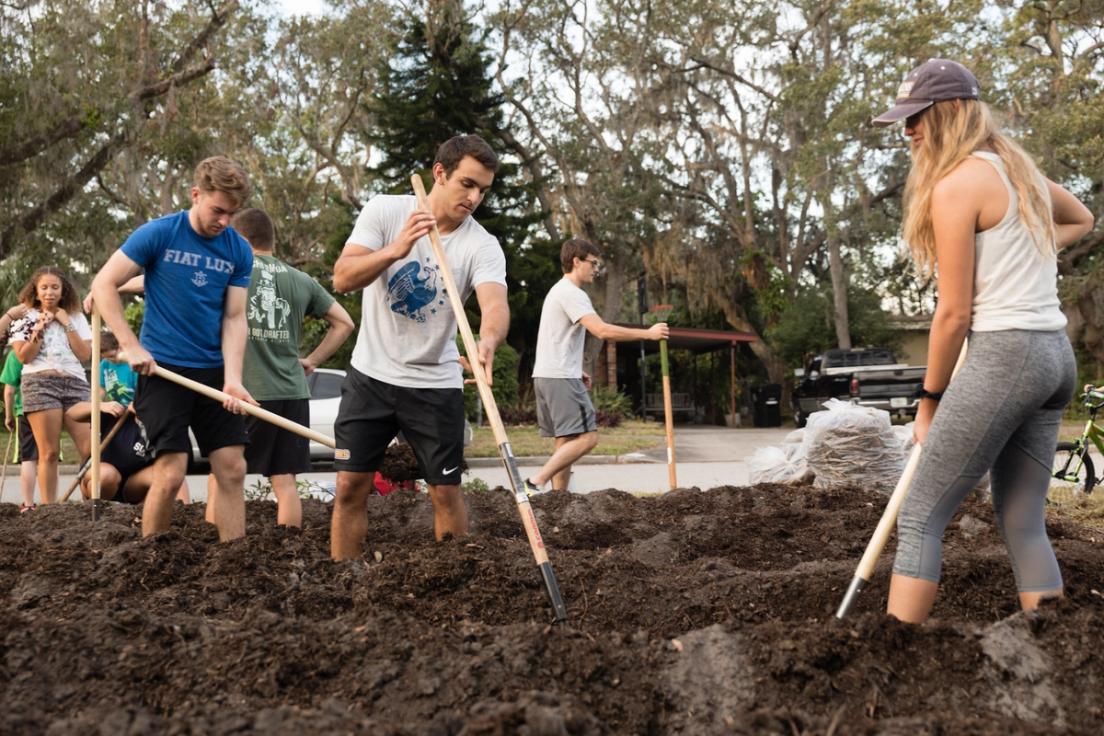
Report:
827,230,852,349
583,255,626,378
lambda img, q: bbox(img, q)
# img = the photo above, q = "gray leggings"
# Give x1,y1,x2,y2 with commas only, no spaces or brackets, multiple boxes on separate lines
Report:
894,329,1076,591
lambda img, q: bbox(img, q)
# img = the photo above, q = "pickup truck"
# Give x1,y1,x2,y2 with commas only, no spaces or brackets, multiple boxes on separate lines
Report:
792,347,927,427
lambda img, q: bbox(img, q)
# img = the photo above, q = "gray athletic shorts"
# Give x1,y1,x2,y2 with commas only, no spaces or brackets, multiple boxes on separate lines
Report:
534,377,597,438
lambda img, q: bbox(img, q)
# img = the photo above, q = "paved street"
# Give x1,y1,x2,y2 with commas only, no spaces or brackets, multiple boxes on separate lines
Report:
1,425,794,503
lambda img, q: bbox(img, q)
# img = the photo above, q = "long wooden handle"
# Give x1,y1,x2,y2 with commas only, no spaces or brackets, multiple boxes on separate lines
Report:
90,309,102,503
0,431,12,494
148,364,336,449
411,174,567,621
61,408,132,503
115,357,337,450
660,340,677,489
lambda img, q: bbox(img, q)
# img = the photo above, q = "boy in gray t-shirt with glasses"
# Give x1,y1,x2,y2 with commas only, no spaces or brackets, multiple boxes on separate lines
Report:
526,238,668,493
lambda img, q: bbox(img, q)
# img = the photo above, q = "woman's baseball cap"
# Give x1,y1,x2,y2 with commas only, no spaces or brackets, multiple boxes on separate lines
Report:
872,59,980,127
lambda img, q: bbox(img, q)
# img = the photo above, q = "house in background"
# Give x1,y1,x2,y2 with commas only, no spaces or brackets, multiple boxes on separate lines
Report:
889,314,933,366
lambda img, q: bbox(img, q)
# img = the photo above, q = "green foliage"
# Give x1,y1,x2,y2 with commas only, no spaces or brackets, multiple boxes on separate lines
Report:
366,0,551,349
245,477,272,502
461,476,490,493
591,384,632,428
459,337,521,421
767,284,902,368
1,0,1101,393
124,301,144,337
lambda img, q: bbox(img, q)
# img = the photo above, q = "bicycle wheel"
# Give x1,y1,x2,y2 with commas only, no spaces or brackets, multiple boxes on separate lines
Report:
1052,442,1096,495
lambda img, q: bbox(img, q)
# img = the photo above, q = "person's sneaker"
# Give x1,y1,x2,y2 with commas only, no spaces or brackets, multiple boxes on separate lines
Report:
522,478,547,496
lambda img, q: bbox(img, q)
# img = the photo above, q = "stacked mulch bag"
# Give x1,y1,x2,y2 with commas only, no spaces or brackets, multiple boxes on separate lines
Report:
748,399,908,494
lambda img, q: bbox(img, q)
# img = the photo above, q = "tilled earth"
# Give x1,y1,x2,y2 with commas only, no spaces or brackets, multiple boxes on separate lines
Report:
2,483,1103,734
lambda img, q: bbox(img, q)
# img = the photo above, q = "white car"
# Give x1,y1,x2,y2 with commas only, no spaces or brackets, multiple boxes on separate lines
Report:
189,367,471,470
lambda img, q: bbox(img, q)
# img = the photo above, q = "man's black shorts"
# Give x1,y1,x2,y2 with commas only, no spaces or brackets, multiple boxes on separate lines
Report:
334,367,464,486
244,399,310,477
134,363,247,459
17,413,37,462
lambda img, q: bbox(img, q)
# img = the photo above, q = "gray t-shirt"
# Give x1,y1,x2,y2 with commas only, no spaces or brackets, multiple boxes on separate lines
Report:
532,277,596,379
346,194,507,389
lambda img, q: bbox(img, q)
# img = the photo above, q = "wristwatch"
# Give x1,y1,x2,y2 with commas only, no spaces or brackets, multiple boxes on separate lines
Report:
64,322,77,333
914,387,943,401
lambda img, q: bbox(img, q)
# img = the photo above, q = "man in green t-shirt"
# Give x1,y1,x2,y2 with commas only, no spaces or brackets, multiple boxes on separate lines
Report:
2,349,39,511
215,208,354,527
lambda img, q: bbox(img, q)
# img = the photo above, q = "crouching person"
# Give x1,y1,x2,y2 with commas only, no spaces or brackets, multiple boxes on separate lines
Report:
68,402,189,504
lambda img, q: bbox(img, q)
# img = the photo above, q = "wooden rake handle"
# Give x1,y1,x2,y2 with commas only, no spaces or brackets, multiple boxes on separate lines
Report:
149,364,337,449
114,352,336,450
411,174,567,622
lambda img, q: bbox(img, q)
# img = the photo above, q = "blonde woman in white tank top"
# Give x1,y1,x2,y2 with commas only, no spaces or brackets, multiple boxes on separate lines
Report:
871,59,1094,623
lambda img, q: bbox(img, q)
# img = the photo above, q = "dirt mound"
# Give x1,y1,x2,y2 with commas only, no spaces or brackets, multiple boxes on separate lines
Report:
2,483,1103,734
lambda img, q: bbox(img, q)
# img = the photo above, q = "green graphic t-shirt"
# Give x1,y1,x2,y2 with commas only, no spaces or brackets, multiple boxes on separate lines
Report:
242,254,336,400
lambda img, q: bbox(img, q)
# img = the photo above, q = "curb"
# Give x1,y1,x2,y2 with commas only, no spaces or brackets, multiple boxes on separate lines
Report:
465,453,659,468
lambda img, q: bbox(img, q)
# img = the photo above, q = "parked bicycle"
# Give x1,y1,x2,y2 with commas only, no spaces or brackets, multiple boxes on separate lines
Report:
1052,384,1104,494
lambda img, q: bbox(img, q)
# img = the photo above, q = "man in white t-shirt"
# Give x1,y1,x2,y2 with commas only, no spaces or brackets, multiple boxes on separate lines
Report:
330,134,509,560
526,239,668,493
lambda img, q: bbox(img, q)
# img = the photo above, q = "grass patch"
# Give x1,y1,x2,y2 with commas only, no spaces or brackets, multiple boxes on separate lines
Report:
0,428,80,464
467,419,664,458
1059,419,1097,443
1048,485,1104,531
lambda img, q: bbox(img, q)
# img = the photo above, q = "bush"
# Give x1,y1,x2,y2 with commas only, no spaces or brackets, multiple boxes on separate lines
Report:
591,385,632,428
461,340,521,421
124,300,144,335
498,402,537,425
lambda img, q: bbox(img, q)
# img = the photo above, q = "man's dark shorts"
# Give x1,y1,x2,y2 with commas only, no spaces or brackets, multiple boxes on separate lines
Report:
245,399,311,477
17,413,37,462
334,367,464,486
534,377,597,438
134,363,247,459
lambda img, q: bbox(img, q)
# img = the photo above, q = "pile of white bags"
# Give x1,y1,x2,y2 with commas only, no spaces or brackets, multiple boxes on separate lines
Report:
747,429,812,485
745,400,991,495
803,399,905,494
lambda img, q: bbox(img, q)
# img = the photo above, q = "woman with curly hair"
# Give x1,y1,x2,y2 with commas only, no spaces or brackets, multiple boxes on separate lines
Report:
872,59,1094,623
9,267,92,504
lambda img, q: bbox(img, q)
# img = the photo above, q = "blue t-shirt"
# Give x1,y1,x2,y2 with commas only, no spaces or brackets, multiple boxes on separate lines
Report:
99,359,138,406
120,211,252,367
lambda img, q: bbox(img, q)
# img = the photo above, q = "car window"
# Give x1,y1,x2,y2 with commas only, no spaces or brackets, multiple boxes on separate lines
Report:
310,371,344,400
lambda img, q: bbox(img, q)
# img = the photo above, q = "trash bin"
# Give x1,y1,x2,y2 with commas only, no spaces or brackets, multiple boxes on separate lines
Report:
753,384,782,427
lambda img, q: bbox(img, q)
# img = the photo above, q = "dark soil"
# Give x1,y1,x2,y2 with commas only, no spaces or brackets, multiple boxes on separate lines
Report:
378,442,466,482
3,483,1103,734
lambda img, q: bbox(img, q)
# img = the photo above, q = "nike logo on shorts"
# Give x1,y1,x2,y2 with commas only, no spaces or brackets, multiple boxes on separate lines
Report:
442,465,459,476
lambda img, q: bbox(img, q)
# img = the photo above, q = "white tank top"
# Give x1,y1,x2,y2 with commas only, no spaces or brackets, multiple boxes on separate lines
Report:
969,151,1066,332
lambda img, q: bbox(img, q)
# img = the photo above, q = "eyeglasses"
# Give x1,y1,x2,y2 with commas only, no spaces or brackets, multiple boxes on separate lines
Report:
583,258,602,268
904,109,927,129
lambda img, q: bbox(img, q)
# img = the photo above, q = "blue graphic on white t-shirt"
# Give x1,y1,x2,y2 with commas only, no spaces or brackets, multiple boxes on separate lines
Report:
388,260,439,323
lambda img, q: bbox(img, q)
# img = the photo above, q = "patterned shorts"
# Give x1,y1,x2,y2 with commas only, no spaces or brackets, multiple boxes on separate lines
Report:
21,371,90,413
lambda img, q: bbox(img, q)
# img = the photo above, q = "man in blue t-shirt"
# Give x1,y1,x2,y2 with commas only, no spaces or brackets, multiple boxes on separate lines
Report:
90,156,256,541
